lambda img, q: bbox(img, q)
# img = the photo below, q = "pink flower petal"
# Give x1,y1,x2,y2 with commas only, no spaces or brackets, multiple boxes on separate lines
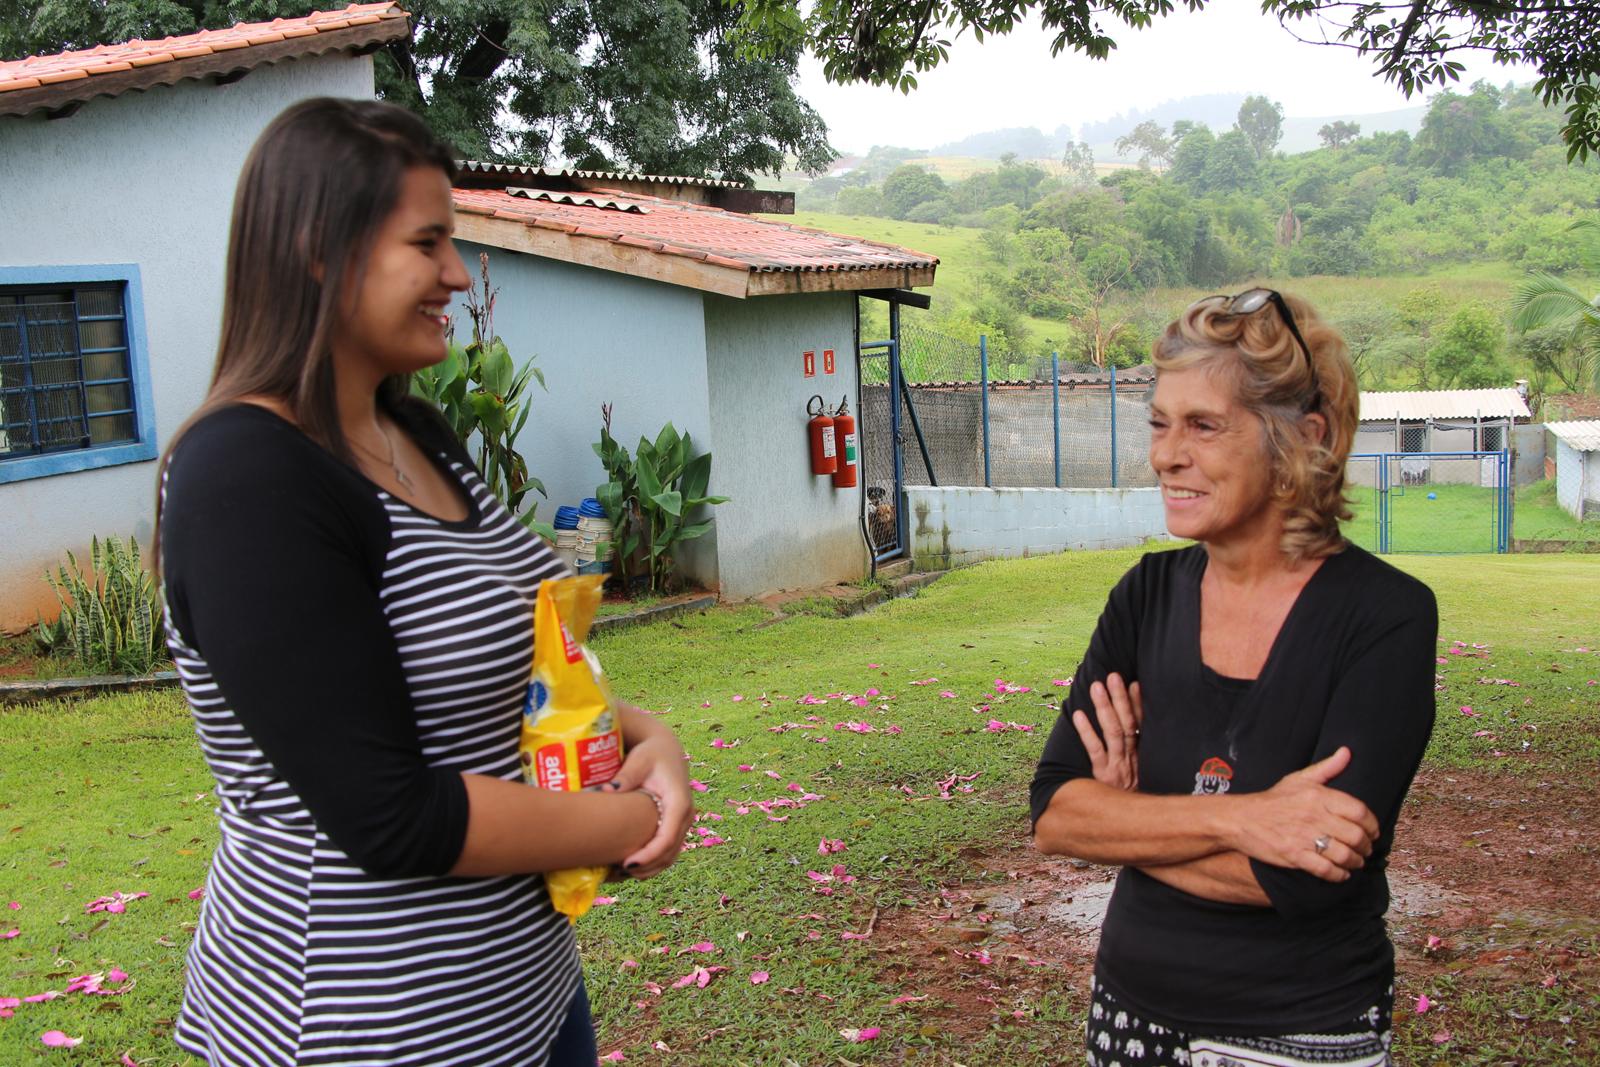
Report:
680,941,717,954
187,887,205,901
107,968,128,983
750,971,770,985
592,897,617,907
840,1026,882,1043
737,764,753,771
620,959,639,969
688,780,710,792
939,690,958,698
0,997,20,1009
24,991,62,1003
765,770,782,780
41,1030,83,1048
1,928,17,939
1432,1030,1452,1044
6,901,18,909
1415,993,1432,1013
842,931,870,940
1459,706,1477,717
601,1052,626,1062
731,694,744,703
121,1055,140,1067
866,663,881,669
890,994,927,1004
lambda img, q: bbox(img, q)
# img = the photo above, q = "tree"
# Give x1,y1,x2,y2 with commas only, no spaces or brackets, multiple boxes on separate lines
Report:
1060,140,1098,185
1318,120,1362,149
1236,95,1284,159
1412,81,1525,175
4,0,834,180
1429,304,1510,388
734,0,1600,160
1510,219,1600,392
881,164,947,219
1114,121,1173,170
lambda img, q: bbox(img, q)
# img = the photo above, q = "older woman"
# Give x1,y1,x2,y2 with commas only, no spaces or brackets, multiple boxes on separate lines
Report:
1031,290,1437,1066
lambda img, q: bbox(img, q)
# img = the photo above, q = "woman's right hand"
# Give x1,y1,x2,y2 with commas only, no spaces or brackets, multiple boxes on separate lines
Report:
1071,673,1143,791
1228,747,1380,882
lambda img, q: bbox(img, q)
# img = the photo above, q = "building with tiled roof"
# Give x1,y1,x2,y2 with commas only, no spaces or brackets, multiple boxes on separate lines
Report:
0,6,404,629
2,3,942,613
443,171,937,597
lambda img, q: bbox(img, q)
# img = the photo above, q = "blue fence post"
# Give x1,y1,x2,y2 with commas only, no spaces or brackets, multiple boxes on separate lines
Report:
1051,351,1061,489
980,334,991,488
1108,363,1118,489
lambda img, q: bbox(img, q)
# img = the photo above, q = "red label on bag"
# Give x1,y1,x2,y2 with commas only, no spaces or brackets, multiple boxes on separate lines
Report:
578,729,623,787
535,744,571,791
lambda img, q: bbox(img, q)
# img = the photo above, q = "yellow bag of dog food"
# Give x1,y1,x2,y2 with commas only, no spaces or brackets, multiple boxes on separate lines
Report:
520,574,623,920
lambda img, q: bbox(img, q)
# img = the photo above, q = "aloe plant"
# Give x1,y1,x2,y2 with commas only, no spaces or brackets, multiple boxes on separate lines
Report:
594,406,728,595
34,536,166,675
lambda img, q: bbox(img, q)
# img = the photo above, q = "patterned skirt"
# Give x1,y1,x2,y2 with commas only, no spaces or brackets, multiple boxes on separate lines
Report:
1085,974,1392,1067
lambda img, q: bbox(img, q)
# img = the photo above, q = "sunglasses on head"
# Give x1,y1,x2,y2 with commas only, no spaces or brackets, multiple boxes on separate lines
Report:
1193,288,1321,412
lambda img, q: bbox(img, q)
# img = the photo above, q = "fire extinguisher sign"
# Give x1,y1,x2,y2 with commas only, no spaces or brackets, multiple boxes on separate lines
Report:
803,350,816,378
822,349,836,374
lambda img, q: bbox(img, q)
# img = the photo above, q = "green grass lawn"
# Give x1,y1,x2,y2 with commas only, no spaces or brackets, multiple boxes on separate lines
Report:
3,550,1597,1064
1342,478,1600,553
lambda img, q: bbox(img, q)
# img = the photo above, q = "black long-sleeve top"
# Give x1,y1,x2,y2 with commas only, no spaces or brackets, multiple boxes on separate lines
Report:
1030,543,1438,1034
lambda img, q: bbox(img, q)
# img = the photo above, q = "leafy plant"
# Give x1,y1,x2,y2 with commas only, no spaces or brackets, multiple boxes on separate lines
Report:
34,536,166,675
594,405,728,596
410,253,555,539
1510,219,1600,394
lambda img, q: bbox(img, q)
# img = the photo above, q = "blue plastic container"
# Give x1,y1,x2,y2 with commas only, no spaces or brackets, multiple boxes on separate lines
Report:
578,498,607,519
553,506,580,530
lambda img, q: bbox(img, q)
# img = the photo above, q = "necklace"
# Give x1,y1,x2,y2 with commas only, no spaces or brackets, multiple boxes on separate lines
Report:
353,422,417,495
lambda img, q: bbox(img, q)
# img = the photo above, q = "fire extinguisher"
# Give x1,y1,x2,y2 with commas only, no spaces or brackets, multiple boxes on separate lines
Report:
807,394,837,476
831,395,858,489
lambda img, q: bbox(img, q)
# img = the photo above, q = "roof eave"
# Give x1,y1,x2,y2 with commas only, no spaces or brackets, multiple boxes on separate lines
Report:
454,212,751,299
0,15,408,119
456,212,937,299
745,265,936,297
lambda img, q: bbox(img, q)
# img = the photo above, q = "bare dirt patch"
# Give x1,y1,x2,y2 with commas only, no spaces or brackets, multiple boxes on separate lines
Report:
864,767,1600,1057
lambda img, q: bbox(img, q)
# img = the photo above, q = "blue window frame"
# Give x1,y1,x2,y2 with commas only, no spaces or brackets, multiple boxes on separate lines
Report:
0,265,156,483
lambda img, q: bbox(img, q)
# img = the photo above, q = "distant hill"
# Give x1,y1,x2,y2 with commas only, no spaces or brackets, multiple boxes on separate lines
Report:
930,125,1074,159
1279,105,1427,153
1078,94,1250,143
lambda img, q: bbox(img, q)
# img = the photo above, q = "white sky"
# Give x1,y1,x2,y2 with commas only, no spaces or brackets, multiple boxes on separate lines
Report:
798,0,1539,153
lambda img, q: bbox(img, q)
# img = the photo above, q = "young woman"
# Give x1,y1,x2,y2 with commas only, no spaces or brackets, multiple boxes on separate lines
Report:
157,98,693,1067
1032,290,1437,1066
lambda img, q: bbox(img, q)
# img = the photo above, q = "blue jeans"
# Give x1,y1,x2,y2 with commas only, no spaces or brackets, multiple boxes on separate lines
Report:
546,980,598,1067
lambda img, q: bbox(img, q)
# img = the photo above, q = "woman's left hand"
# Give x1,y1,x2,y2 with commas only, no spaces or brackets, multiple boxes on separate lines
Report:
1071,673,1143,790
607,704,695,878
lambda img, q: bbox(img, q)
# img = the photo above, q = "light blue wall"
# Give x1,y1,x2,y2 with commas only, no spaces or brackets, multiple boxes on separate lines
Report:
702,292,865,598
452,244,715,586
0,52,374,630
907,486,1172,571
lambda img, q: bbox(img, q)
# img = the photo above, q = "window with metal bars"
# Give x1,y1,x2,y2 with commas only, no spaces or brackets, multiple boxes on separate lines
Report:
1,284,138,460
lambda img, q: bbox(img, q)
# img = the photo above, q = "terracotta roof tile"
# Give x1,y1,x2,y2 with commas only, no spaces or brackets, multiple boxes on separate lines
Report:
0,4,408,107
451,187,938,277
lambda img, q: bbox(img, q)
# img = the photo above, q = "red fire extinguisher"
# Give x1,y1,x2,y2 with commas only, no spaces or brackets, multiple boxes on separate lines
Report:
807,394,837,476
831,396,858,489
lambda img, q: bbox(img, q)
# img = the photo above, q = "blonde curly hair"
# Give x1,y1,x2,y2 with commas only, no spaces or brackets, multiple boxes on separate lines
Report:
1151,291,1359,561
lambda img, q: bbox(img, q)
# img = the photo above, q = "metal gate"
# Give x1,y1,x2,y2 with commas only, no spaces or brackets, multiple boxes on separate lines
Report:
1345,451,1510,553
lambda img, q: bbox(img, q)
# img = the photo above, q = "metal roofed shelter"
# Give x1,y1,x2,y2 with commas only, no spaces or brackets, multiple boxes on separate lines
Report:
1349,387,1532,488
1545,420,1600,520
0,4,408,630
447,170,937,600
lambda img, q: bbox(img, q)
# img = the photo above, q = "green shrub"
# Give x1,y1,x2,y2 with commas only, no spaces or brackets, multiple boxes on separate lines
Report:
34,536,167,675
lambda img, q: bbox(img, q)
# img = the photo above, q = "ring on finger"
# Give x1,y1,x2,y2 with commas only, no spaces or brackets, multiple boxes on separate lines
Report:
1313,835,1330,854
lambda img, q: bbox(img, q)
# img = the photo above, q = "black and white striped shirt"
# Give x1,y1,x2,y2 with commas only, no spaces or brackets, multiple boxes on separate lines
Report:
161,403,579,1066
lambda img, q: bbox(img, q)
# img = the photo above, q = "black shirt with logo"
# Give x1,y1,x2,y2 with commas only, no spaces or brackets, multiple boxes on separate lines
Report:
1030,543,1438,1034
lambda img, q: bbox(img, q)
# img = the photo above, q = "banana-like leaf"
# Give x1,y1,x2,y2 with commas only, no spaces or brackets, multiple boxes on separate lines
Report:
678,520,714,541
681,452,712,502
651,490,683,517
636,455,664,501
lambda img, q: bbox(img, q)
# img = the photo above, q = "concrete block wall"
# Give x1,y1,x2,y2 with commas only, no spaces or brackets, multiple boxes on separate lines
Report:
907,486,1171,570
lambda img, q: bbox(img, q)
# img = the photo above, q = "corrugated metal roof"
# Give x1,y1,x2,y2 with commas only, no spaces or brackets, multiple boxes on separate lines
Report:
506,187,649,214
1358,388,1531,421
458,161,746,189
1546,420,1600,451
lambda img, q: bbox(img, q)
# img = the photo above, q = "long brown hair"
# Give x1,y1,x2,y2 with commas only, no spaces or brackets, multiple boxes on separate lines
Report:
155,98,457,567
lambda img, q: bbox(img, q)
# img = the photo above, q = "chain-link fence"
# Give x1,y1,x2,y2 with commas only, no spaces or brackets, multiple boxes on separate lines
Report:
861,319,1154,492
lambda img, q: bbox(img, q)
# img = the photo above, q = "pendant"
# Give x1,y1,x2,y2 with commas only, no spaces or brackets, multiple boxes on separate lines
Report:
394,465,416,494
